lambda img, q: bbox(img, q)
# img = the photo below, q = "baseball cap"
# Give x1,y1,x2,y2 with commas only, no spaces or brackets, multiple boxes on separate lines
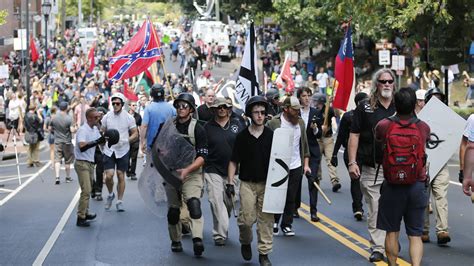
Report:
282,96,302,110
211,97,232,108
416,89,427,100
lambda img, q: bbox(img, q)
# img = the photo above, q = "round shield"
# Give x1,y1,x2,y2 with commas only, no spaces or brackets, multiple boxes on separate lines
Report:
104,129,120,148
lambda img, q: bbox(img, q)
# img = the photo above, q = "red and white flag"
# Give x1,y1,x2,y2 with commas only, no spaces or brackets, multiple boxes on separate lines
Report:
275,55,295,93
88,43,96,73
123,80,138,101
30,35,39,62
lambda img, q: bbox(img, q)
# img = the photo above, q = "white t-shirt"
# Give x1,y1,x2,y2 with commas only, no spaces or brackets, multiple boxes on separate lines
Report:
74,123,101,162
464,114,474,142
8,98,22,120
281,114,302,170
101,110,137,158
316,72,329,88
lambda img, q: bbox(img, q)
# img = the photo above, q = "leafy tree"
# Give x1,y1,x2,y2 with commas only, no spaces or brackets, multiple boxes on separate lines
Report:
0,9,7,26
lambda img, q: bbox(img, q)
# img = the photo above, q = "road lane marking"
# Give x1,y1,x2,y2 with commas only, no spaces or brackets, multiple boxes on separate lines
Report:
0,161,51,206
300,203,411,266
33,189,80,266
0,188,14,192
0,174,35,183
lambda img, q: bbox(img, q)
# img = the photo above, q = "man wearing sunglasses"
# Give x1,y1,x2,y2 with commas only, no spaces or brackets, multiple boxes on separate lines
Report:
348,69,397,262
165,93,208,257
101,92,138,212
203,97,244,246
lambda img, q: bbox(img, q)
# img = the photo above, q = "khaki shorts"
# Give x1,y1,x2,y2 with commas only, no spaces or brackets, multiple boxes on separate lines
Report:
55,143,75,164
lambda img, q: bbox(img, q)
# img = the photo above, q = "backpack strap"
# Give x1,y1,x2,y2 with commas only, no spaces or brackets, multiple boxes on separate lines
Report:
388,115,420,128
174,118,197,146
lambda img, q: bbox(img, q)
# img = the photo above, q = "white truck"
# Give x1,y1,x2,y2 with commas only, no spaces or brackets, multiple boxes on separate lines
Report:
192,20,230,59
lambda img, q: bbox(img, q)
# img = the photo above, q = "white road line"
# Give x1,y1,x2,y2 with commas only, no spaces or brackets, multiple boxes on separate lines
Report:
0,188,14,192
0,161,48,167
33,189,80,266
0,161,51,206
0,174,34,182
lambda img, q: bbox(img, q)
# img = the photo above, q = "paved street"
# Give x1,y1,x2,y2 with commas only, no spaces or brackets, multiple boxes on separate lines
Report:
1,48,473,266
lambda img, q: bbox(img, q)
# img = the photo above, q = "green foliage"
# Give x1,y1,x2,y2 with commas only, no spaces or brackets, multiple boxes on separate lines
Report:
0,9,7,26
65,0,114,21
101,1,183,24
452,107,474,119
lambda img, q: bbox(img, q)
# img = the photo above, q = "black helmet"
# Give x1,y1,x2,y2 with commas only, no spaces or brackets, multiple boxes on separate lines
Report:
104,129,120,148
98,98,109,110
265,88,279,101
245,95,269,117
354,92,369,105
425,87,445,103
312,93,326,104
173,93,196,111
150,83,165,100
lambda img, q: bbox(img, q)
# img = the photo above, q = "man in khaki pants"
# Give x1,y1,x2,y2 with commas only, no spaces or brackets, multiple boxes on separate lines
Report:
164,93,208,257
228,96,274,266
74,108,103,227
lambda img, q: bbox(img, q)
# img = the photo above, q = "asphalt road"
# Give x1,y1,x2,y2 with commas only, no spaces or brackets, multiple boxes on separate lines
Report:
1,48,473,265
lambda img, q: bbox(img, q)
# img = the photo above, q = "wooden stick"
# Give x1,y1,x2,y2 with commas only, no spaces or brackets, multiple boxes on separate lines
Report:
149,18,174,100
313,181,332,205
471,193,474,204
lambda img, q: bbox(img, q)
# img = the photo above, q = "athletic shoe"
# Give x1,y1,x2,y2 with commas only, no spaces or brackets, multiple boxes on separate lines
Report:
192,238,204,257
130,175,137,181
65,177,73,183
241,244,252,261
281,227,295,236
55,177,60,185
105,193,115,210
116,201,125,212
273,223,279,235
259,254,272,266
437,231,451,245
369,251,384,262
85,213,97,220
354,211,363,221
171,241,183,252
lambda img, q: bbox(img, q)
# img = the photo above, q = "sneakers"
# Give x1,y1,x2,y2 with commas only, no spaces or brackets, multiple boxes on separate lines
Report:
332,183,342,192
272,223,279,235
130,175,137,181
65,177,73,183
354,211,363,221
105,193,115,210
369,251,384,262
95,192,103,201
281,227,295,236
85,213,97,220
437,231,451,245
259,254,272,266
55,177,60,185
192,237,204,257
116,201,125,212
171,241,183,252
421,231,430,243
241,244,252,261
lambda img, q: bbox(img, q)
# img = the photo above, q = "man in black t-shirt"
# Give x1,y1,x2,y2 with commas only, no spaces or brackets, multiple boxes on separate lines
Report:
228,96,273,266
348,69,397,263
197,88,215,122
203,97,244,246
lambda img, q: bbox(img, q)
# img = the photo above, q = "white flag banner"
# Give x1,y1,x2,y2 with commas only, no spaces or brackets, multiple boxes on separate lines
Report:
418,97,466,179
235,22,260,109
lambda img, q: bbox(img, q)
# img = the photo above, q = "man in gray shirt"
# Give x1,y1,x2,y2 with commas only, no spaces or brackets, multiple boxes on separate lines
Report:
50,101,77,184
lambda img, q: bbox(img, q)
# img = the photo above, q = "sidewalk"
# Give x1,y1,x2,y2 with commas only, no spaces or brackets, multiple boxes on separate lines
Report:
0,129,47,160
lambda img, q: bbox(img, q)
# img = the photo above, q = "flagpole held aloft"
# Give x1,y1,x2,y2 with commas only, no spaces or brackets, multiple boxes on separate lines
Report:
149,18,174,100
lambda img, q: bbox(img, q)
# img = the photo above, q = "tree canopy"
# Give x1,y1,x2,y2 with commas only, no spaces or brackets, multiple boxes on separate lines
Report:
0,9,7,26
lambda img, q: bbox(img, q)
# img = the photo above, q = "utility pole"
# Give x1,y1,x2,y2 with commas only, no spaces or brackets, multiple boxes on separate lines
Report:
26,0,31,110
215,0,220,21
78,0,82,26
90,0,93,26
61,0,66,34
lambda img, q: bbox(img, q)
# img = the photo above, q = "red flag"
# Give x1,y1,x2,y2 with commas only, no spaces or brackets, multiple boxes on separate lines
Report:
108,19,162,81
30,36,39,62
144,68,154,84
88,43,95,73
123,80,138,101
275,55,295,93
333,25,354,111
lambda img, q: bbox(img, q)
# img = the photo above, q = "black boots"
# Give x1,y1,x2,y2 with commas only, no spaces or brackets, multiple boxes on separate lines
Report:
192,237,204,257
259,254,272,266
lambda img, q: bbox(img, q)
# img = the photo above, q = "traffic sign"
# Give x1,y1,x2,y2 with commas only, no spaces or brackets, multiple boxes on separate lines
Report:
378,50,390,66
391,55,405,71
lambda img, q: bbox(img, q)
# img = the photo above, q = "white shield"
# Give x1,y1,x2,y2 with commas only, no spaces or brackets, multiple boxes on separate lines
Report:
263,128,294,214
417,97,466,179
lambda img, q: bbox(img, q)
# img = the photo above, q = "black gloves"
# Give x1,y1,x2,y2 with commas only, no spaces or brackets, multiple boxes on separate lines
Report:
96,135,106,145
80,136,106,152
330,155,338,167
459,170,464,183
225,184,235,198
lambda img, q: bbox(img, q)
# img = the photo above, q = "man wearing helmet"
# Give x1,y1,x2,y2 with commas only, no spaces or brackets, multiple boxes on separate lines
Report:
421,88,452,246
228,95,274,266
101,92,138,212
265,87,281,117
165,93,208,257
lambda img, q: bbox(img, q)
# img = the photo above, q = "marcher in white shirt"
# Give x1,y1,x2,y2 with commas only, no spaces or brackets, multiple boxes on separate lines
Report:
101,93,138,212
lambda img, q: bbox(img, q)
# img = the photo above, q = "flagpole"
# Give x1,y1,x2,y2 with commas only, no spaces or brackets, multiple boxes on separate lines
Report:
149,18,173,100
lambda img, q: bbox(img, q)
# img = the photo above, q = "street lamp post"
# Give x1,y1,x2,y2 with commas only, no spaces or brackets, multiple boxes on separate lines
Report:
41,0,52,73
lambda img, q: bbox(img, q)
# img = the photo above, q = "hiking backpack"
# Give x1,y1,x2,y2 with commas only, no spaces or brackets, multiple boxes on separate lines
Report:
381,116,426,185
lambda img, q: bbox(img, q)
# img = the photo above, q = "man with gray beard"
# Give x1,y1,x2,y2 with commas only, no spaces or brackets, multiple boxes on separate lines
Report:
348,69,397,262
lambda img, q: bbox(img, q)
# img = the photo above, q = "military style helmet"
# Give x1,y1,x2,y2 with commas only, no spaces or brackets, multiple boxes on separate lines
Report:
265,88,279,101
425,87,445,103
173,93,196,111
150,83,165,99
312,93,327,104
245,95,269,117
111,92,126,105
104,129,120,147
97,98,109,110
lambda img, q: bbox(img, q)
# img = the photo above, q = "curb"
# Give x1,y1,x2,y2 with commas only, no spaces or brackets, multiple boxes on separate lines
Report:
2,141,48,161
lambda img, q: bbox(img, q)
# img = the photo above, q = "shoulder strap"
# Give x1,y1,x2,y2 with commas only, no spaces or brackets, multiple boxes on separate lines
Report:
188,118,197,146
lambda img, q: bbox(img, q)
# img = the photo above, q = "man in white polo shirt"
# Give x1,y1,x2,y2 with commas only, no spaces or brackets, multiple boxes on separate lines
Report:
101,93,138,212
74,107,103,227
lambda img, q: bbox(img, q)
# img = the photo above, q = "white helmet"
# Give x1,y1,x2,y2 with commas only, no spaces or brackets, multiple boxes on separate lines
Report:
111,92,126,105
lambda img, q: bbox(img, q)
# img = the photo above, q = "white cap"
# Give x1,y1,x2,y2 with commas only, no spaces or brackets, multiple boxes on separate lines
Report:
416,89,427,100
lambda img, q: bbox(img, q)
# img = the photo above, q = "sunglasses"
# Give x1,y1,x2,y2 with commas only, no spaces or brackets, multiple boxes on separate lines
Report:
129,104,137,107
112,102,122,106
378,79,394,84
251,110,266,116
176,103,190,109
216,105,230,110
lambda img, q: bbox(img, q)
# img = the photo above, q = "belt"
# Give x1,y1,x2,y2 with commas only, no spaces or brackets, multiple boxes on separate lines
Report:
76,159,95,164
